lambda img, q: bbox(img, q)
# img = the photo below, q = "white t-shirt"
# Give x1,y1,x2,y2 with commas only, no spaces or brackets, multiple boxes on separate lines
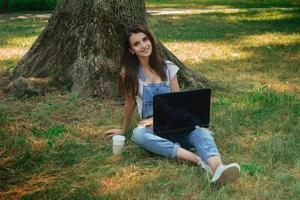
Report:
135,60,179,118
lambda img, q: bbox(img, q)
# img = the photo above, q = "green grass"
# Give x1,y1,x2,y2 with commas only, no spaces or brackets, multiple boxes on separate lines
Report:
0,16,48,48
0,5,300,200
146,0,300,8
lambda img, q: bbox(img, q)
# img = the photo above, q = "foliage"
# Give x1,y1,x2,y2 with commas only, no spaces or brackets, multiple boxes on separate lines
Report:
0,0,57,12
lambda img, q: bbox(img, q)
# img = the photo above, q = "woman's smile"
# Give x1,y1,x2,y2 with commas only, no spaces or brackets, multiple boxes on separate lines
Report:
129,32,152,58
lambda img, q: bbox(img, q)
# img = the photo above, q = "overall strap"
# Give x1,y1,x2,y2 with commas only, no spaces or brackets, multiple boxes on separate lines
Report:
138,65,146,81
165,65,171,83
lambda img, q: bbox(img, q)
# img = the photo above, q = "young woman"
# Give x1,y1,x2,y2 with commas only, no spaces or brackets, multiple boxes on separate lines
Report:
105,24,240,185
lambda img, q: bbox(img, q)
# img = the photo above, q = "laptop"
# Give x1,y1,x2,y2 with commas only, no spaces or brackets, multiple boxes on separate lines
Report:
153,88,211,137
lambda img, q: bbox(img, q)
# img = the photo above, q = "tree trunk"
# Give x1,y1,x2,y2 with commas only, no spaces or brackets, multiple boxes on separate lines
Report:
2,0,9,13
11,0,215,98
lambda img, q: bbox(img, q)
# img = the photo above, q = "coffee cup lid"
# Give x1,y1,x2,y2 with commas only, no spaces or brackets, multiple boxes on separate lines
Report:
112,135,125,142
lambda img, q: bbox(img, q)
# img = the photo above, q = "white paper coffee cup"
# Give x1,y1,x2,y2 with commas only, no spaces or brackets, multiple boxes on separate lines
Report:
112,135,126,155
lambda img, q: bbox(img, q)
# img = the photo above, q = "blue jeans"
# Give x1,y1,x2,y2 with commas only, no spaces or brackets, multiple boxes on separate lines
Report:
131,126,220,162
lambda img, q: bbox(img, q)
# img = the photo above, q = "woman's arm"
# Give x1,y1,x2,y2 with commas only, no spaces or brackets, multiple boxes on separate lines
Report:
170,74,180,92
122,95,136,132
105,95,136,138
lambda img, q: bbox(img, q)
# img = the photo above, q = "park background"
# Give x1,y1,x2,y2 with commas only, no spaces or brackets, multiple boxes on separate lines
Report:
0,0,299,199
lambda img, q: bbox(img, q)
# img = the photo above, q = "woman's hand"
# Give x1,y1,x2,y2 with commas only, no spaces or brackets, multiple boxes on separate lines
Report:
104,128,124,139
138,117,153,127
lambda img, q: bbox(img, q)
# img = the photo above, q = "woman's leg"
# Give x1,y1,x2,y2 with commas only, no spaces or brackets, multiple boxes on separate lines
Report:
131,126,180,158
206,156,222,173
134,126,224,173
132,126,239,184
181,128,240,185
175,148,220,175
179,128,222,172
132,126,204,163
176,147,199,163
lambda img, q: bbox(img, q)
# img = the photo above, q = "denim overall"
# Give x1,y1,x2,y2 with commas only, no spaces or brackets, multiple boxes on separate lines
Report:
131,66,220,162
139,66,170,119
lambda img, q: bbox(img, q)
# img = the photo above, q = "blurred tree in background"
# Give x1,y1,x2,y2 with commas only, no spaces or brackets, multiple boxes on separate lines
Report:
0,0,57,12
1,1,299,12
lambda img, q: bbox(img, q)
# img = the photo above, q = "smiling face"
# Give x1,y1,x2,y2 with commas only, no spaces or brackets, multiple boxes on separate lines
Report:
128,32,153,60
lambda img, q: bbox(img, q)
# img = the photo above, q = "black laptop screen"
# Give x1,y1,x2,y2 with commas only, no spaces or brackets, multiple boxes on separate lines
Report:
153,89,211,134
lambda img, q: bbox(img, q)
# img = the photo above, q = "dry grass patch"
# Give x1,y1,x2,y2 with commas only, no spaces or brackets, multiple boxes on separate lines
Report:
231,175,278,198
99,166,161,195
291,168,300,179
65,123,106,144
164,41,239,65
0,91,6,97
239,132,271,152
1,36,38,48
0,156,14,166
2,175,60,200
165,38,299,93
243,75,299,93
0,47,27,59
267,82,298,93
4,119,33,136
27,137,48,152
240,32,300,46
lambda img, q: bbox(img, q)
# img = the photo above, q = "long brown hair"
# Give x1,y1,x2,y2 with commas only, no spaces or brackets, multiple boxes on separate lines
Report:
119,24,166,98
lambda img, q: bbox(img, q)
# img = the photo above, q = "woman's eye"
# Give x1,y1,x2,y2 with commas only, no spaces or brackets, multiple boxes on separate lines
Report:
143,37,149,42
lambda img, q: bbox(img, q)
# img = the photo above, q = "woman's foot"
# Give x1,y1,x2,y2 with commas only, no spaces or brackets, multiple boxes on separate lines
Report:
211,163,240,186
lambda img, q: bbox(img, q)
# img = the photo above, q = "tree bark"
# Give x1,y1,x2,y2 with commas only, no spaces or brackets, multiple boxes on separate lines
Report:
11,0,215,98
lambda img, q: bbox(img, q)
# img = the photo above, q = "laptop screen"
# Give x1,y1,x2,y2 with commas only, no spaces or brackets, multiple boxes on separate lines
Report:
153,89,211,135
